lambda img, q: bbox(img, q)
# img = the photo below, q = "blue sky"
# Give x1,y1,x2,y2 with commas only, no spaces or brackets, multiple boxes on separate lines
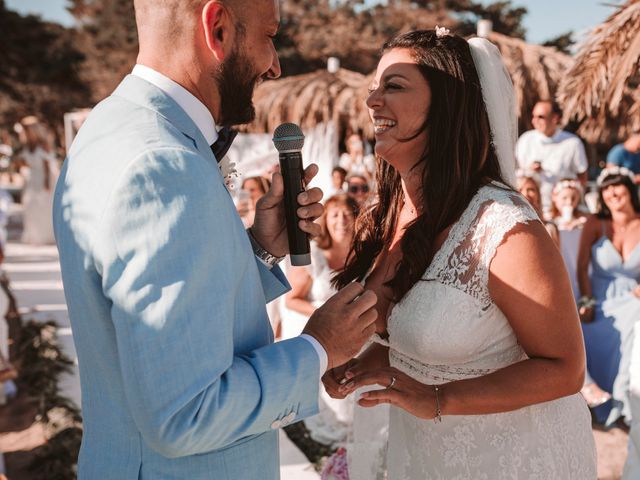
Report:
5,0,622,44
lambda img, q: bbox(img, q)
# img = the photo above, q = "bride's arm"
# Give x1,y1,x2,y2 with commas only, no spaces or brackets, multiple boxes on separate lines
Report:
437,220,585,414
339,221,585,418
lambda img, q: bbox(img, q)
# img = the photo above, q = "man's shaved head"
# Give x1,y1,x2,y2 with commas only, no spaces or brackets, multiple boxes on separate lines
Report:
134,0,202,44
133,0,251,45
132,0,281,125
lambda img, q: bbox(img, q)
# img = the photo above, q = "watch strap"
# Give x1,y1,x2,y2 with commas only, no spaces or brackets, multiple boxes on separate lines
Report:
247,229,285,267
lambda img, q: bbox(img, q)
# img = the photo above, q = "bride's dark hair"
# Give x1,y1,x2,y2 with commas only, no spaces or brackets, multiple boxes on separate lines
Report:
333,30,507,301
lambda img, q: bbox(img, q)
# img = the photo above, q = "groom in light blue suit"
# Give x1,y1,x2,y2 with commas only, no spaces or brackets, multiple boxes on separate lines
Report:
53,0,378,478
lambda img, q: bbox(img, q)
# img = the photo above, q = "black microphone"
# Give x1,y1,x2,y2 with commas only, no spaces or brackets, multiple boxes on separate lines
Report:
272,123,311,266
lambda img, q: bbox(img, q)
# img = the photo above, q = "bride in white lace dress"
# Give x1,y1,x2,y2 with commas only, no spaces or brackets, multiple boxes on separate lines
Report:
323,30,596,479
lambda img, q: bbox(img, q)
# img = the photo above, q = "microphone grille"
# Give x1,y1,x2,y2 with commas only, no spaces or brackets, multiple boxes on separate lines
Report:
273,123,305,152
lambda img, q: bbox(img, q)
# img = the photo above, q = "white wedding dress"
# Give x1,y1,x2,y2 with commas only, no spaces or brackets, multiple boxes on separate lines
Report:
21,146,58,245
349,183,596,479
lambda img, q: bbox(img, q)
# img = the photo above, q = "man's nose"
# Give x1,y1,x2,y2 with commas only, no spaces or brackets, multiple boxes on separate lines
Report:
267,50,281,79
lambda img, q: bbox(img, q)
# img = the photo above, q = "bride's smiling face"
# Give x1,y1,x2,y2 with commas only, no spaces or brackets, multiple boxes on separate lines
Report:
366,48,431,173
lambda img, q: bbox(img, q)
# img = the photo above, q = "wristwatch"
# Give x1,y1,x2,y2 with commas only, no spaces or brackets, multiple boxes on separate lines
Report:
247,229,285,267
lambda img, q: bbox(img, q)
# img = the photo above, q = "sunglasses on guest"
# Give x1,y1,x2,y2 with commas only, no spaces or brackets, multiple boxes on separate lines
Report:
348,184,370,194
532,113,556,120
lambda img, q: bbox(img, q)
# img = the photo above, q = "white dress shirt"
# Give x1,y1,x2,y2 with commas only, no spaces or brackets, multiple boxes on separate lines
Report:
131,65,328,374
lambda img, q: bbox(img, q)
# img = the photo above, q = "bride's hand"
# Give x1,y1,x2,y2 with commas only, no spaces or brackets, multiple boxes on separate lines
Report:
323,343,390,399
322,359,359,399
338,366,441,420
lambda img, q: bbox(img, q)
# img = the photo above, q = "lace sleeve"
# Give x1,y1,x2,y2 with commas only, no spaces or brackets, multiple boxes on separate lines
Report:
477,190,540,285
428,185,540,309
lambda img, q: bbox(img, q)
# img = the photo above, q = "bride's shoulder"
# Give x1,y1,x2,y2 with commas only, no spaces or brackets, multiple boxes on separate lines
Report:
475,182,539,224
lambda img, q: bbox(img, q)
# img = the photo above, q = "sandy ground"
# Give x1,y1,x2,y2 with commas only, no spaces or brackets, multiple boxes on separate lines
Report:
0,207,628,479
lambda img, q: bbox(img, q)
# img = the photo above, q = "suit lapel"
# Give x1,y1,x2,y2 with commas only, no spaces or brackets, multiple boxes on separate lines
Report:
112,75,215,165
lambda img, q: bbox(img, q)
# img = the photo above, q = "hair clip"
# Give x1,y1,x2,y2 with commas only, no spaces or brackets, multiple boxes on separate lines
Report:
596,166,635,186
435,25,451,38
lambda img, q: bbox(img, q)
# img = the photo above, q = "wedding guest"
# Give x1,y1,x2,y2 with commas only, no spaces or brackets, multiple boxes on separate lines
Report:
577,166,640,426
516,172,559,246
346,175,370,207
284,194,358,446
0,130,12,181
623,307,640,479
326,29,595,478
238,175,270,227
339,131,375,182
515,100,588,219
551,178,588,299
607,132,640,184
326,166,347,198
551,178,610,407
242,175,270,205
15,117,58,245
0,236,14,407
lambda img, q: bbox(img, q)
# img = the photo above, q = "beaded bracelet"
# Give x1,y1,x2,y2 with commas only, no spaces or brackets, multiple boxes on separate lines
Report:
434,385,442,423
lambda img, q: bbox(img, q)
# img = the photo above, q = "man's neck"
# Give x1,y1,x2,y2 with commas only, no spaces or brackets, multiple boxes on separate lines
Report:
136,54,220,122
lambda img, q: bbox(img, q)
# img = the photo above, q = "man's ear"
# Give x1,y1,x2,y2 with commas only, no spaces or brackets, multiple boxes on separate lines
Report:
202,0,229,62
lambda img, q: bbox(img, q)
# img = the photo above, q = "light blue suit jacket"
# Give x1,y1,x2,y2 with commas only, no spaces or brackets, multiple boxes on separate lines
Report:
53,75,320,479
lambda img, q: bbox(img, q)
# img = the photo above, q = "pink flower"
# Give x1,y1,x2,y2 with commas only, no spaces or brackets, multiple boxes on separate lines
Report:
321,448,349,480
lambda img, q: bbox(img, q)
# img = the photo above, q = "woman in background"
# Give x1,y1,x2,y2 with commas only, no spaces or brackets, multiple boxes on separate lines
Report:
550,178,611,407
516,172,560,246
284,194,358,447
237,175,270,227
578,166,640,426
15,117,58,245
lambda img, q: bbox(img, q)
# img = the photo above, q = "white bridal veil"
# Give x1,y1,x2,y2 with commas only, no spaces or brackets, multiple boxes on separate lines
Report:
468,37,518,187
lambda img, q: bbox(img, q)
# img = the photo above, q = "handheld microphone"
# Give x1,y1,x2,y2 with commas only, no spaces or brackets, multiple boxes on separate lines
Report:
272,123,311,266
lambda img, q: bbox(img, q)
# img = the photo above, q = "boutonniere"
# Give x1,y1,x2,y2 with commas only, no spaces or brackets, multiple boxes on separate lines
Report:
219,156,239,192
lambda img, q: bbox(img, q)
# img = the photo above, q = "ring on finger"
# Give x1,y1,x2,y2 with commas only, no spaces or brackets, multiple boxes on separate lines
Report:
387,376,396,389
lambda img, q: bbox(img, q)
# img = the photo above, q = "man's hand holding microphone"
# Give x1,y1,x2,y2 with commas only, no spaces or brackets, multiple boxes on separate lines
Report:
249,122,378,371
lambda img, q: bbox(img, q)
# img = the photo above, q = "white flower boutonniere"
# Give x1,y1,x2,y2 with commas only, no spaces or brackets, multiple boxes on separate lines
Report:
219,156,239,192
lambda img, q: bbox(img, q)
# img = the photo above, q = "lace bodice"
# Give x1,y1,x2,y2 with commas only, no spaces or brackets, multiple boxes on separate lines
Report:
387,183,540,383
349,183,597,480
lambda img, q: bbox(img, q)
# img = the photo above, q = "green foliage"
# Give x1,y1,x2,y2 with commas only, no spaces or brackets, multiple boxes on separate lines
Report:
0,0,90,127
16,320,82,479
275,0,528,75
66,0,138,102
28,427,83,480
542,31,575,55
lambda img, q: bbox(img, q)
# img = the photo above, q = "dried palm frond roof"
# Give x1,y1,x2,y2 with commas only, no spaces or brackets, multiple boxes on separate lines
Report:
485,32,573,132
241,32,571,139
240,67,372,138
557,0,640,144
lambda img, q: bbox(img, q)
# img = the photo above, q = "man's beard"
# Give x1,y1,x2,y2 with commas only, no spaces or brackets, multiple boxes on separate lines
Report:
215,46,261,126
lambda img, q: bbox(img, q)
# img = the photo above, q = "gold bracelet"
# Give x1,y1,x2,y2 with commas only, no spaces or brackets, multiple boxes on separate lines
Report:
434,385,442,423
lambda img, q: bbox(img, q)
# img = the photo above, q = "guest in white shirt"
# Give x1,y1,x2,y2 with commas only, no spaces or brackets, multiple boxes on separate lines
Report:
516,100,588,219
325,166,347,199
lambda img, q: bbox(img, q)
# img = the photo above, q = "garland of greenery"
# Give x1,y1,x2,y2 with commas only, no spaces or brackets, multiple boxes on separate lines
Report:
14,320,82,480
283,422,336,468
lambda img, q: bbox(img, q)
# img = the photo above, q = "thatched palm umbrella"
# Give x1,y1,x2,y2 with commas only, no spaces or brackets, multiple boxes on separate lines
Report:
484,32,573,132
242,32,571,140
557,0,640,144
242,67,372,139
